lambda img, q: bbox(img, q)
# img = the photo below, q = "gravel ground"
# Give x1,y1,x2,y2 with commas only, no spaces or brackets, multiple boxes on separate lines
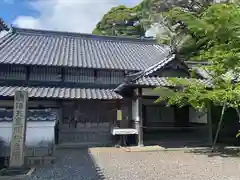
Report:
26,148,240,180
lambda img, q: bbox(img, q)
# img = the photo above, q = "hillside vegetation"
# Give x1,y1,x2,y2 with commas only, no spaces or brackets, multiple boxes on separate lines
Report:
92,0,213,37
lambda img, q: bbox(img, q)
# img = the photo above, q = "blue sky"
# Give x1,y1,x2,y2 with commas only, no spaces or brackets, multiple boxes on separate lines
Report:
0,0,141,33
0,0,37,26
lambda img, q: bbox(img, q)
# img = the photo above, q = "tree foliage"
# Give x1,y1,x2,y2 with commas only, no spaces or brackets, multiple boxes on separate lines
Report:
0,18,9,32
169,2,240,65
156,2,240,107
92,5,145,37
236,132,240,138
154,2,240,146
92,0,214,38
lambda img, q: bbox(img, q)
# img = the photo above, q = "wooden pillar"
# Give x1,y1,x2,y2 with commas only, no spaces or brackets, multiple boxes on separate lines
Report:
207,103,213,145
134,88,143,147
58,100,63,126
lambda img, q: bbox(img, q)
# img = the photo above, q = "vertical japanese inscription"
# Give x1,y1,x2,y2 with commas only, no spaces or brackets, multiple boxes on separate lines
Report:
10,90,28,168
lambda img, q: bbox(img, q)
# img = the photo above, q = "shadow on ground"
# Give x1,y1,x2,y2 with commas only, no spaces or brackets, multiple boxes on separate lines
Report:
186,147,240,158
26,148,105,180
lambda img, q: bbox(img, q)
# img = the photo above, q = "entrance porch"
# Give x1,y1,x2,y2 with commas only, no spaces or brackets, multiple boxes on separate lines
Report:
130,88,213,148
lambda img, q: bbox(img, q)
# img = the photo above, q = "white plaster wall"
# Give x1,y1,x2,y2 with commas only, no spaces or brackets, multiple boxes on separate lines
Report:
189,107,207,124
142,88,159,96
0,121,56,146
160,69,188,77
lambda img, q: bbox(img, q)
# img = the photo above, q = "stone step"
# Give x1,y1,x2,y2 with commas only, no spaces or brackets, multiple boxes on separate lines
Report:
56,142,113,149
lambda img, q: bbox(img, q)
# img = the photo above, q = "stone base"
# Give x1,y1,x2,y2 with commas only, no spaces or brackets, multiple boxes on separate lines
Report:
27,156,55,166
121,145,165,152
0,167,35,180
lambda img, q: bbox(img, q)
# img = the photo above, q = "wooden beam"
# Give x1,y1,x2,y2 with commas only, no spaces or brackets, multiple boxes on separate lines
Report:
116,99,121,109
26,66,30,81
61,67,65,82
137,88,144,146
207,103,213,145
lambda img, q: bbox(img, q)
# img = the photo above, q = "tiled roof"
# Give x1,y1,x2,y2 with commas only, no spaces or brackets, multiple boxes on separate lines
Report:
0,27,171,71
0,86,122,100
114,76,211,94
185,61,209,67
135,77,212,87
142,54,176,76
0,109,57,121
185,61,240,81
115,54,194,93
185,61,210,79
125,54,176,82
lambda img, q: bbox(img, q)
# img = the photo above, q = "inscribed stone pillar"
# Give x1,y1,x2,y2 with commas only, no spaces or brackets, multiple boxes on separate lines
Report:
9,90,28,168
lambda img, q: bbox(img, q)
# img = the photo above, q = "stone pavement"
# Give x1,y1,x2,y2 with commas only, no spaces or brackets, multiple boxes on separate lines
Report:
25,147,240,180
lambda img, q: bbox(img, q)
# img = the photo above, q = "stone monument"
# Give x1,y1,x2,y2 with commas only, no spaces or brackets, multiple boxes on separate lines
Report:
9,90,28,168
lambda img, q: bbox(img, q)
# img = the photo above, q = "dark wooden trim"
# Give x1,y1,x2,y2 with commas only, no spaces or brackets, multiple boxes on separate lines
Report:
207,103,213,145
160,67,190,77
0,63,139,73
0,106,60,110
137,88,144,146
94,69,97,82
0,64,128,87
142,95,159,100
0,81,118,89
163,59,190,75
116,99,121,109
138,88,142,97
0,96,122,102
26,66,30,81
61,67,64,82
142,104,146,126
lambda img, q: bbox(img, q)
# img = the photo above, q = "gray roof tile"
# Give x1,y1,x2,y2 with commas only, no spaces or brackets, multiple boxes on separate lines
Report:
125,54,176,82
136,77,212,87
143,54,176,76
0,86,122,100
0,109,57,121
0,27,170,70
185,61,240,81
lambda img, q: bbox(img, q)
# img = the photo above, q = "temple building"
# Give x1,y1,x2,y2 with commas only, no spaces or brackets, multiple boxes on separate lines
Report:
0,27,216,153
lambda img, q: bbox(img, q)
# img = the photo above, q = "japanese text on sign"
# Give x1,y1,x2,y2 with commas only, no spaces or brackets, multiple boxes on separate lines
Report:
10,90,28,168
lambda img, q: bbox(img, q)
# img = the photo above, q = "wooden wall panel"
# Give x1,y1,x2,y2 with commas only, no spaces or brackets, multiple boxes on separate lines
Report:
59,100,118,146
29,67,61,82
61,100,116,124
110,71,125,84
64,68,95,83
0,65,26,80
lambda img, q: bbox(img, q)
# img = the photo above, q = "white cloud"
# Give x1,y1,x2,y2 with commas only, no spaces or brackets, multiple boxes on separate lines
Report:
13,0,141,33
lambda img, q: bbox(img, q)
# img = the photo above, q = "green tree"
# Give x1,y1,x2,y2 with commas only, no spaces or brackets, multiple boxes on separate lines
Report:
92,5,144,37
0,18,9,32
154,2,240,150
92,0,214,37
237,132,240,138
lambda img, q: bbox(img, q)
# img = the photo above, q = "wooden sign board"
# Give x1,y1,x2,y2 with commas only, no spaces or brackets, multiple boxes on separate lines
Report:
10,90,28,168
117,110,122,121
